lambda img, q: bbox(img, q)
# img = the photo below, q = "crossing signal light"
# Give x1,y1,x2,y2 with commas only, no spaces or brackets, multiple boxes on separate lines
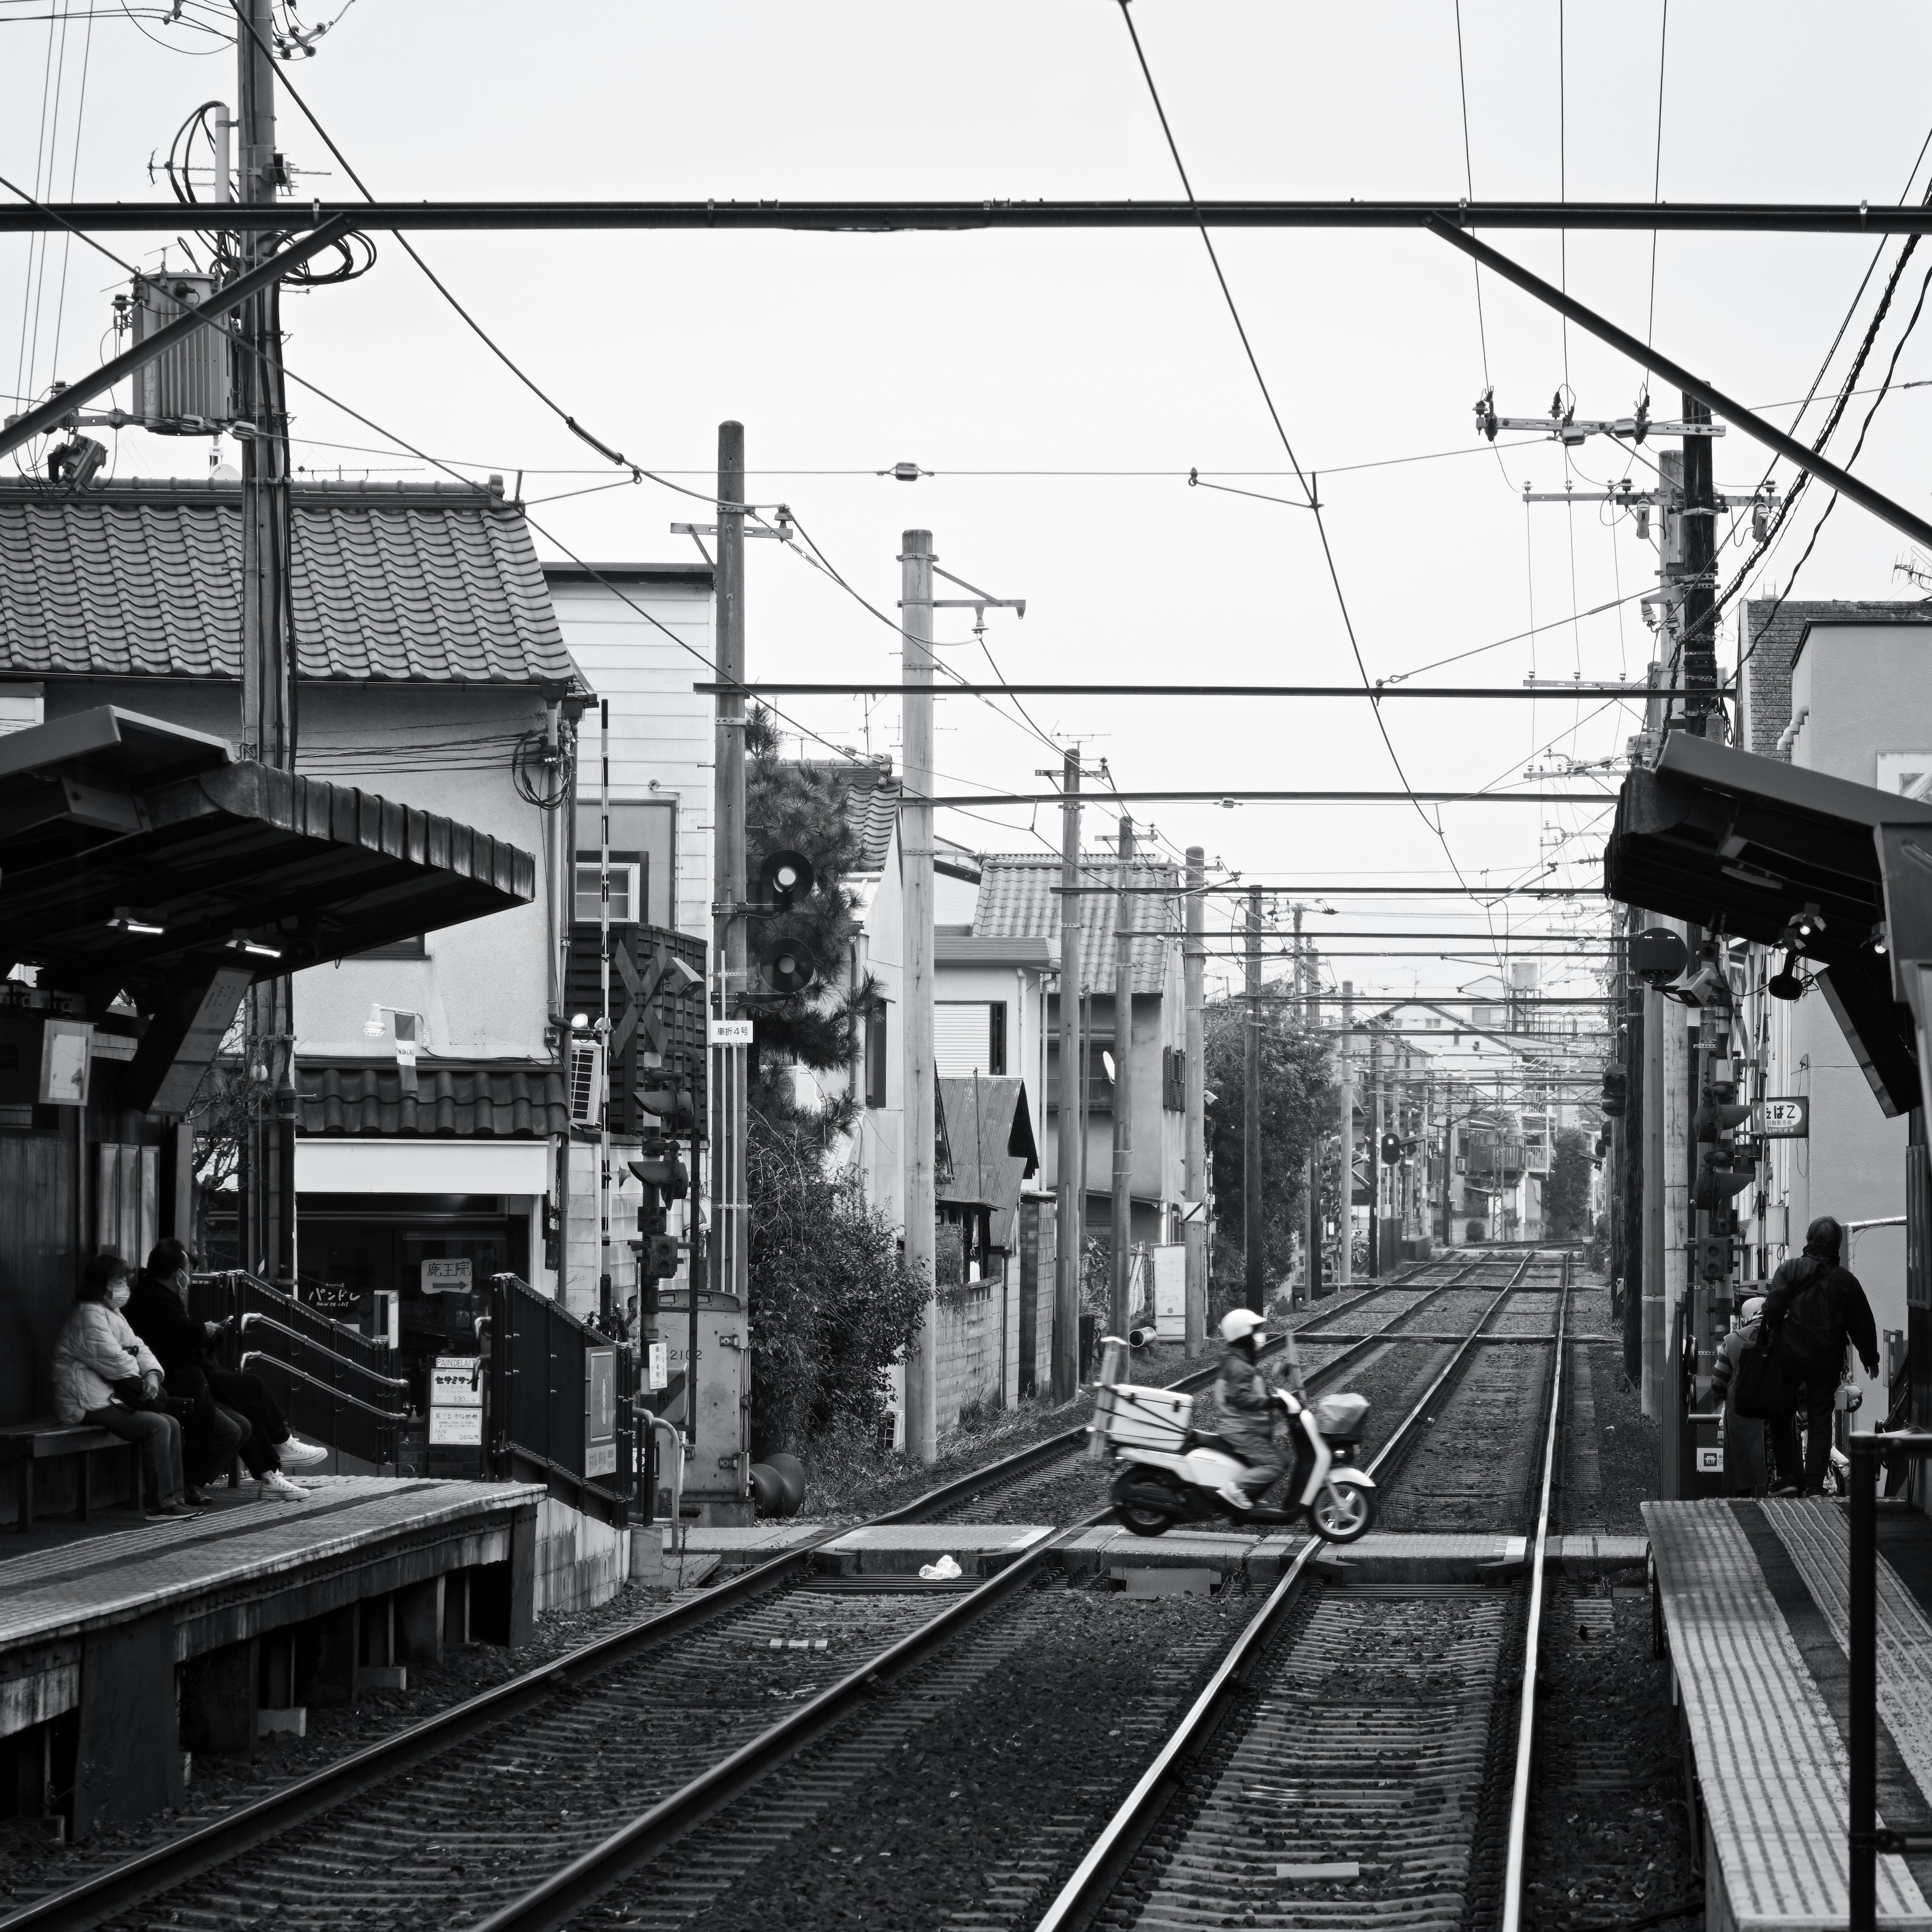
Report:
1600,1069,1628,1117
759,936,820,995
1380,1131,1403,1165
639,1234,679,1281
638,1083,698,1135
759,849,815,909
628,1140,689,1203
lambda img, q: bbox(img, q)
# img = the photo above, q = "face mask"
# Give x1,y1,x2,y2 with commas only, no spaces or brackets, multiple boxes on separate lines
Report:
107,1281,131,1310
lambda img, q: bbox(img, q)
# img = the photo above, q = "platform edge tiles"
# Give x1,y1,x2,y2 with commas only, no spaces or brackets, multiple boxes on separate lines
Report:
0,1476,544,1840
1646,1499,1932,1930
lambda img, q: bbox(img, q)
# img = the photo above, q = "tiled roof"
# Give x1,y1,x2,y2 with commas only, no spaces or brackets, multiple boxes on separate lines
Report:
972,854,1178,995
0,480,578,689
840,768,902,871
300,1063,567,1138
936,1075,1039,1247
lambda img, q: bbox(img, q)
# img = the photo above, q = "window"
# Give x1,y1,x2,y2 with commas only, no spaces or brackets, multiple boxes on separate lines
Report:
354,934,428,961
865,1002,889,1109
574,860,644,924
935,1001,1005,1078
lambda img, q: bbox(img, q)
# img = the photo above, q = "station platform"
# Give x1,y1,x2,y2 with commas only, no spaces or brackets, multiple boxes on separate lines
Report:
0,1474,542,1840
1648,1496,1932,1929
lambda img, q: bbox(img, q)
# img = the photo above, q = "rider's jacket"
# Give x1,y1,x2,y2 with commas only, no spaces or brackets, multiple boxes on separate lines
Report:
1211,1347,1281,1464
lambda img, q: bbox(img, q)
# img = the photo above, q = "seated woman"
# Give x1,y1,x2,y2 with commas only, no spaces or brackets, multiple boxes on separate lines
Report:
51,1254,201,1521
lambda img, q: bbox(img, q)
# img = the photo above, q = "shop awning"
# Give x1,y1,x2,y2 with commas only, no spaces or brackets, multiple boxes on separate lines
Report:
1603,733,1932,1116
0,706,534,1000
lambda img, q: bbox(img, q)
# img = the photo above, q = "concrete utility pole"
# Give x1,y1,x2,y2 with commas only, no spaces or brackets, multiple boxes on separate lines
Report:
236,0,296,1288
1182,845,1208,1353
1337,980,1355,1287
1053,750,1083,1399
709,424,750,1443
1109,817,1137,1339
1244,885,1264,1314
1679,394,1719,739
1304,937,1321,1304
1293,904,1310,1307
901,529,938,1462
1370,1032,1385,1277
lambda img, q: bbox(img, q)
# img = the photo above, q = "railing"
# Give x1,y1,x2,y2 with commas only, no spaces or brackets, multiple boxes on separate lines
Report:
488,1273,634,1526
240,1352,407,1471
190,1269,408,1469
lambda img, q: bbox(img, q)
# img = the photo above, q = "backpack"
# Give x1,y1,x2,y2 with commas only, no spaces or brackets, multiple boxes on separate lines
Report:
1732,1326,1794,1421
1776,1257,1848,1380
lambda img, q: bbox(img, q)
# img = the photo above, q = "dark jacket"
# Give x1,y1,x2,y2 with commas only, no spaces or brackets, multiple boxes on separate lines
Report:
1211,1348,1281,1464
122,1273,214,1403
1763,1250,1879,1388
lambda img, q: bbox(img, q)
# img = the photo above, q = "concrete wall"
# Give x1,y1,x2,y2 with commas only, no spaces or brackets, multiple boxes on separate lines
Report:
933,1278,1008,1436
532,1494,630,1619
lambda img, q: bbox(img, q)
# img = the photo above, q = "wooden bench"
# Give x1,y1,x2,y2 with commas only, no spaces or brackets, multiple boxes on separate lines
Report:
0,1421,148,1531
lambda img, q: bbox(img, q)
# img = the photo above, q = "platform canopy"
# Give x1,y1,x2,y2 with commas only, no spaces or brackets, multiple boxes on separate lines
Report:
1603,732,1932,1117
0,705,534,1005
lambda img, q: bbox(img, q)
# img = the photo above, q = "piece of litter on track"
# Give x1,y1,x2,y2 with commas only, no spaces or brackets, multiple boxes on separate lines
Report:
1276,1862,1360,1880
919,1554,964,1580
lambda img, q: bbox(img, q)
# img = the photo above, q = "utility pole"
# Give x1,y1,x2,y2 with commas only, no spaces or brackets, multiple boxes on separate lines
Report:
709,423,748,1452
236,0,296,1289
1182,845,1207,1353
1337,980,1354,1287
1109,816,1136,1339
1293,904,1309,1307
901,529,938,1462
1304,936,1321,1304
1053,749,1083,1398
1244,885,1264,1315
1679,393,1719,739
1371,1028,1385,1277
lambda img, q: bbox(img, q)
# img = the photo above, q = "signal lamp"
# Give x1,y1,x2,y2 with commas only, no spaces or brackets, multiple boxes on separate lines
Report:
758,937,819,995
1767,950,1805,1002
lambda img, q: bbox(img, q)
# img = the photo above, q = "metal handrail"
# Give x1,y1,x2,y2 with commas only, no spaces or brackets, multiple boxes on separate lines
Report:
1498,1273,1569,1932
237,1313,412,1392
239,1352,409,1421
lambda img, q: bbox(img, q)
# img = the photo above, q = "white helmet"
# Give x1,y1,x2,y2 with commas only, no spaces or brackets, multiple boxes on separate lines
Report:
1741,1296,1766,1321
1220,1308,1265,1346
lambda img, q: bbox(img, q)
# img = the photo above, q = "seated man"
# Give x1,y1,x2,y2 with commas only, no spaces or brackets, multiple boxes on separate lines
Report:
124,1248,247,1493
135,1240,328,1502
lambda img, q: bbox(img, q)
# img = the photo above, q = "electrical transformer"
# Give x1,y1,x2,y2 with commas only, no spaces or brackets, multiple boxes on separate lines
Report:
130,274,231,432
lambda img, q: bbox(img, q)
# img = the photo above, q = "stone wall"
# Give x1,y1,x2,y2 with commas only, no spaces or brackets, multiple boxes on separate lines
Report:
932,1279,1008,1437
533,1494,629,1619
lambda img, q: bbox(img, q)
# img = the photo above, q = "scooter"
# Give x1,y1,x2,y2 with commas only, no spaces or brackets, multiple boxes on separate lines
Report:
1088,1334,1378,1543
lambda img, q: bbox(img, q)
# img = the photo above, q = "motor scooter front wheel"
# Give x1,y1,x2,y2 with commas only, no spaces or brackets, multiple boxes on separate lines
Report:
1310,1480,1375,1544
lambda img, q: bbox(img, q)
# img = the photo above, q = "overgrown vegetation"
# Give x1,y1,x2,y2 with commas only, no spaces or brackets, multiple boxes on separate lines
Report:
1544,1125,1595,1240
1201,1000,1336,1309
741,708,926,1459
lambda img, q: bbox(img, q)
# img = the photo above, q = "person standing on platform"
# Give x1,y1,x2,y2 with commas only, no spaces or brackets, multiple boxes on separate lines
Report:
1763,1216,1879,1497
138,1240,328,1501
51,1254,199,1521
1708,1296,1774,1495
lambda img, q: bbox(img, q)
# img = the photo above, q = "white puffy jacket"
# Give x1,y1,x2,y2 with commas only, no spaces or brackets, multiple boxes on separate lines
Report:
51,1300,162,1425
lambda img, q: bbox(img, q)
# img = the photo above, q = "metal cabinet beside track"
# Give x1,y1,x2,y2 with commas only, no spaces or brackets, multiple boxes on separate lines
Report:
651,1286,751,1525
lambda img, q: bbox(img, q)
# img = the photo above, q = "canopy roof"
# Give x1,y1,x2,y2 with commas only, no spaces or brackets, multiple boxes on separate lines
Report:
0,706,534,1007
1603,732,1932,1115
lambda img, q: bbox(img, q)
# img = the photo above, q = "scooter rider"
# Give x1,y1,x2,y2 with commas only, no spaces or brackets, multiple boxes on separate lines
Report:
1211,1308,1286,1506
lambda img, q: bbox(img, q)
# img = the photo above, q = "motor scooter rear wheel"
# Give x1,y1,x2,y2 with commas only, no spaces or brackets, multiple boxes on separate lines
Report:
1310,1480,1375,1544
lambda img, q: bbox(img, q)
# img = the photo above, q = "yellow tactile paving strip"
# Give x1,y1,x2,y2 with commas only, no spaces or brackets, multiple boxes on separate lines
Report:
1646,1500,1932,1929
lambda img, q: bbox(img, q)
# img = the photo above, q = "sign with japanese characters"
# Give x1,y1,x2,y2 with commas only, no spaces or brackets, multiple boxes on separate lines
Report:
585,1346,618,1477
428,1355,484,1445
1754,1097,1810,1139
421,1257,473,1294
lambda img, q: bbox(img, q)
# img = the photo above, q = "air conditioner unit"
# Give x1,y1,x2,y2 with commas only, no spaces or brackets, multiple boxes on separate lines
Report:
566,1037,604,1128
130,273,231,432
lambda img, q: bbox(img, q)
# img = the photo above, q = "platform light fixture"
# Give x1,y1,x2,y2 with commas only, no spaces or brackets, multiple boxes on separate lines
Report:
107,907,165,936
228,932,282,959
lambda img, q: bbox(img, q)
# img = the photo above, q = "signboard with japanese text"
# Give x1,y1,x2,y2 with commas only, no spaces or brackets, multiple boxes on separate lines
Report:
421,1257,473,1295
428,1354,484,1445
585,1346,618,1477
646,1341,669,1392
1754,1097,1810,1139
709,1018,755,1046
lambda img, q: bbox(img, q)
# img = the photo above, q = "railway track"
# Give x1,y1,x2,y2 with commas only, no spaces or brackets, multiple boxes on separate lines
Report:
1031,1249,1568,1932
4,1251,1553,1932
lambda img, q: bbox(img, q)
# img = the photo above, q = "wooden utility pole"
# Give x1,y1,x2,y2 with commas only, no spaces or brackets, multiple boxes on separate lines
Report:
1181,845,1207,1353
708,423,749,1437
1244,885,1264,1314
901,529,938,1461
1294,904,1310,1307
1053,752,1083,1399
1679,394,1719,738
1109,817,1136,1338
236,0,297,1287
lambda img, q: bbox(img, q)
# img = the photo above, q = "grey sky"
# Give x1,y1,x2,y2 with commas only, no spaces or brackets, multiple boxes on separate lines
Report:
8,1,1931,1004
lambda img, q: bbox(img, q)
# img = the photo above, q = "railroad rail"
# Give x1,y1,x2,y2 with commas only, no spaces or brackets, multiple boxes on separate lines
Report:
1030,1250,1568,1932
3,1251,1544,1932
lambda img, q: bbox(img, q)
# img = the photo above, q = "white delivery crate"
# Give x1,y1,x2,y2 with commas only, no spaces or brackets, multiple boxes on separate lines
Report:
1105,1384,1193,1450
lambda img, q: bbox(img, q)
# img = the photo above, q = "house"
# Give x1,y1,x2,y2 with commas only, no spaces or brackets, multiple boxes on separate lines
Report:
0,476,585,1397
969,853,1187,1245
